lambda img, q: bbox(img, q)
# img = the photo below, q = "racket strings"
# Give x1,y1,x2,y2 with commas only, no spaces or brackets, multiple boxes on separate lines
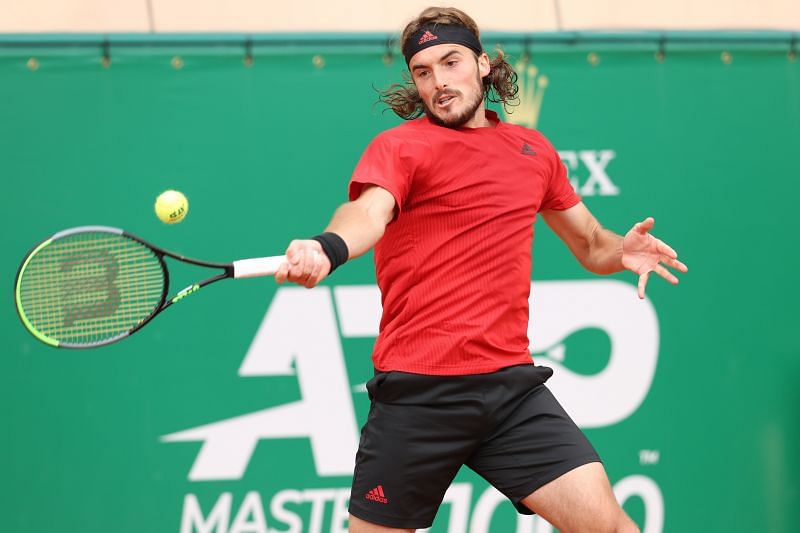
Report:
18,232,165,345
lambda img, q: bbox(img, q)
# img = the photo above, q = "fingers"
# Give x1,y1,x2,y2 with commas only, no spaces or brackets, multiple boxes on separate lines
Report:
290,249,316,286
289,249,309,281
661,255,688,273
274,240,330,288
635,217,655,235
306,250,325,288
653,263,679,285
627,218,688,299
637,271,650,299
274,261,290,284
635,255,688,299
655,238,678,259
285,240,305,269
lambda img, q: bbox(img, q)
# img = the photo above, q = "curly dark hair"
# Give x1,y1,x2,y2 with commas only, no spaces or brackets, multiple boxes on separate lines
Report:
380,7,519,120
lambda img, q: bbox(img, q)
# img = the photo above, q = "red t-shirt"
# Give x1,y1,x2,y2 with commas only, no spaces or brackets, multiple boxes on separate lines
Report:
349,110,580,375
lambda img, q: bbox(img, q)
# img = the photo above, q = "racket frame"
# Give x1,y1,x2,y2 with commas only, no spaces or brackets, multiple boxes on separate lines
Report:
14,226,237,349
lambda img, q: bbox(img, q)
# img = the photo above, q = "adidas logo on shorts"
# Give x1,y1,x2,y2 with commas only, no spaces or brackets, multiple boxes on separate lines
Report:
365,485,388,504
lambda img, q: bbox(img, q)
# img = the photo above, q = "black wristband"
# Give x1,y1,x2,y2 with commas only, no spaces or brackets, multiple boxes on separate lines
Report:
311,232,349,273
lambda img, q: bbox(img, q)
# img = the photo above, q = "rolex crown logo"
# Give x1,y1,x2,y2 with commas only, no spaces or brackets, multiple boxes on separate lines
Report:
503,58,549,129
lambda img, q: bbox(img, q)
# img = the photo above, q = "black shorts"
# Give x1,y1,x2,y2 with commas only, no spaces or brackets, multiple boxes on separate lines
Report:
348,364,600,529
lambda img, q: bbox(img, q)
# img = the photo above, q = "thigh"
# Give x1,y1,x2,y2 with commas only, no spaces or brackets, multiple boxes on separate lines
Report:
521,462,636,533
349,372,485,530
467,374,600,514
349,514,414,533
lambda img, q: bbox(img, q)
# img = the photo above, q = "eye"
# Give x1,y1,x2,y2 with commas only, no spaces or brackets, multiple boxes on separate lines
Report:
417,70,430,79
447,60,458,67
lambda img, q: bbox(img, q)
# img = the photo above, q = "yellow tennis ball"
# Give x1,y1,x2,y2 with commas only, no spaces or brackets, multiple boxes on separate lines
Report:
155,190,189,224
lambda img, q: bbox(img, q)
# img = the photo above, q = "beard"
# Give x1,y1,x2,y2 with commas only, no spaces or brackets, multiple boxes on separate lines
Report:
422,74,485,129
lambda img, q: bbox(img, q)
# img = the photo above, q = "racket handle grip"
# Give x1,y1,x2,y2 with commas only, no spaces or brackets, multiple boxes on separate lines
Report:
233,255,288,279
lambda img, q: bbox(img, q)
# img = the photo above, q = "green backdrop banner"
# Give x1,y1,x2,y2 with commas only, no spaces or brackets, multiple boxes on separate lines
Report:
1,33,798,533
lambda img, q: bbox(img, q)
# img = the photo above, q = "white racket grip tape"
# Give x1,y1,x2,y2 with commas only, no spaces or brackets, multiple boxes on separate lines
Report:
233,255,288,279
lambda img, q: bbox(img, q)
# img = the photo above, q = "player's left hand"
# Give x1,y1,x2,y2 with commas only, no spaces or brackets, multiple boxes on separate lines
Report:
622,217,688,299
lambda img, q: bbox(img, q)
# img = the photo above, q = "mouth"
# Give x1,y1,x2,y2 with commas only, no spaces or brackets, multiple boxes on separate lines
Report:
435,93,457,109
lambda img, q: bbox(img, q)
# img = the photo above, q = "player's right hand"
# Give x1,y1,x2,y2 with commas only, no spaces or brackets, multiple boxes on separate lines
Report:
274,239,331,288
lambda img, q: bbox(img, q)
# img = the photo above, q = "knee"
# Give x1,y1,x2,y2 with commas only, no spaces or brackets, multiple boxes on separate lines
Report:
587,511,639,533
611,512,640,533
617,522,640,533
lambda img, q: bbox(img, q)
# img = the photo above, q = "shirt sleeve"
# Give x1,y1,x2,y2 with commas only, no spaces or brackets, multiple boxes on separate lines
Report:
348,129,426,214
540,136,581,211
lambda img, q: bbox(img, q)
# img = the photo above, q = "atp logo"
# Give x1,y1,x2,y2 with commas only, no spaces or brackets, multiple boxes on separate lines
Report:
162,280,659,481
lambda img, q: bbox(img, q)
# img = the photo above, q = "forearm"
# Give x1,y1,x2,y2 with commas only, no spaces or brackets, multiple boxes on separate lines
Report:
324,200,388,259
542,203,624,276
582,225,624,275
542,203,687,297
277,185,394,287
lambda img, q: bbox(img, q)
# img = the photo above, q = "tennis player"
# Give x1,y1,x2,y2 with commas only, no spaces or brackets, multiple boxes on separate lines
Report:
276,7,687,533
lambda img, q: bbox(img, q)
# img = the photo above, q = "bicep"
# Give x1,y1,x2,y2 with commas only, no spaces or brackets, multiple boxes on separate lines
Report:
325,185,396,258
352,185,397,227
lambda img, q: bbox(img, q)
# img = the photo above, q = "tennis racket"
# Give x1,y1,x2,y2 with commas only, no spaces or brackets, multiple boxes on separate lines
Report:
14,226,286,349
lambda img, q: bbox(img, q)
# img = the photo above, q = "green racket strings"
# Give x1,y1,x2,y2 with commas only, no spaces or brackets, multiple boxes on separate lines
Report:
17,232,164,346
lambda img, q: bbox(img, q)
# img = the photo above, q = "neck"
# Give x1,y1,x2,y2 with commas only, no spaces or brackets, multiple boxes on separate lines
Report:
460,103,491,129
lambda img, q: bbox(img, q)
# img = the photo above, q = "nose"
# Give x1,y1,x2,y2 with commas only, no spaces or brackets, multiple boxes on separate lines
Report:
431,68,447,91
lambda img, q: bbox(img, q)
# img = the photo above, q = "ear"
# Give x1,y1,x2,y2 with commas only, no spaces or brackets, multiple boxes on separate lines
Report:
477,52,491,78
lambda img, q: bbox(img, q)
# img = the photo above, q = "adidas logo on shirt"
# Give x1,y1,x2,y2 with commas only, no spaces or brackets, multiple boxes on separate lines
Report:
521,143,537,156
